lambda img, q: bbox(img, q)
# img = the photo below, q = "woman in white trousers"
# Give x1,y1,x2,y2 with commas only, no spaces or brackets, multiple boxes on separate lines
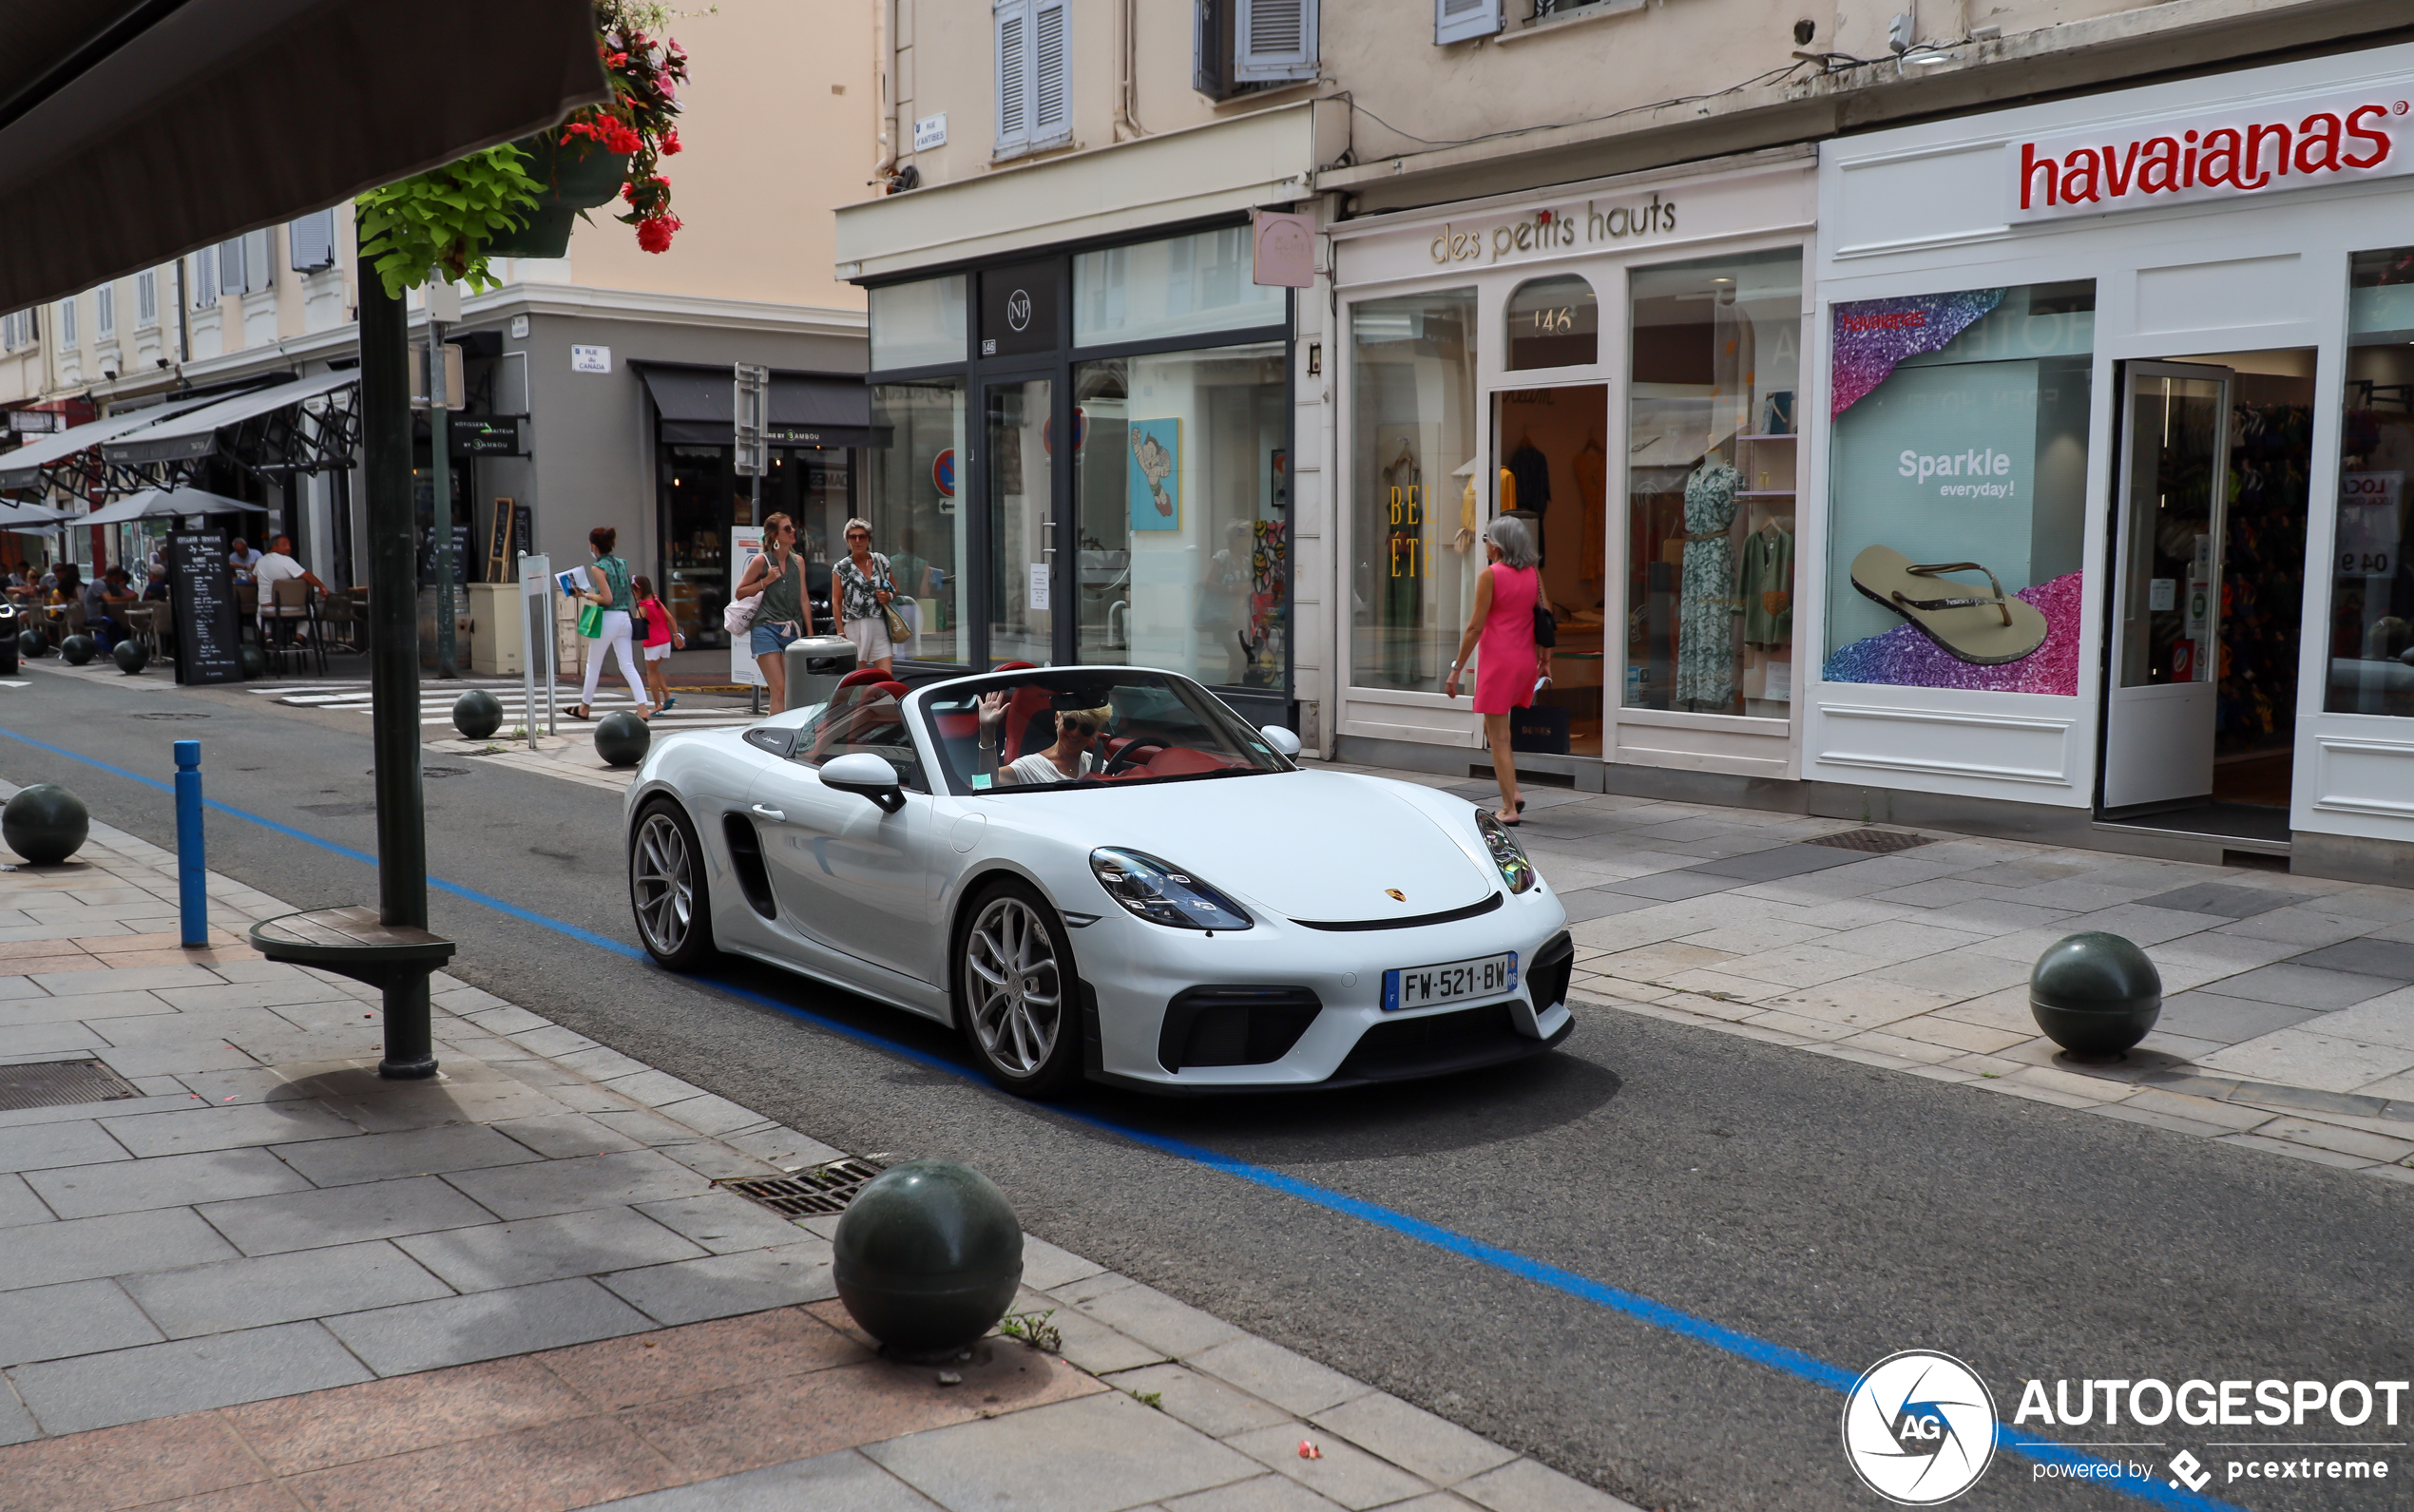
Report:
574,525,651,721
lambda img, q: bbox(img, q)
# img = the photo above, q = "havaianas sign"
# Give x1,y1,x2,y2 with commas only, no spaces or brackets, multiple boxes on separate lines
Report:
2007,85,2412,220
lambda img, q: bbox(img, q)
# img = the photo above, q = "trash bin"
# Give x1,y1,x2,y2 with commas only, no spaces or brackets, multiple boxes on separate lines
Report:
784,635,859,708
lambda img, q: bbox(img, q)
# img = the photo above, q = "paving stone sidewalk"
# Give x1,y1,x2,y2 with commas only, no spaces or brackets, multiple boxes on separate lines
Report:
0,798,1631,1512
1345,767,2414,1186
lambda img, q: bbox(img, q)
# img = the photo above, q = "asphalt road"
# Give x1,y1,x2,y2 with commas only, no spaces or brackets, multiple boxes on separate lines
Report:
5,665,2409,1512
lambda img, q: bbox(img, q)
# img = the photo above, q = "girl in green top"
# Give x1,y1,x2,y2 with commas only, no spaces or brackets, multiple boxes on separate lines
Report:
574,525,652,722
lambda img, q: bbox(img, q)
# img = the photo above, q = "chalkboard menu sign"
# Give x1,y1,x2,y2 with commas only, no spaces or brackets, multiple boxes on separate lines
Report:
168,528,241,684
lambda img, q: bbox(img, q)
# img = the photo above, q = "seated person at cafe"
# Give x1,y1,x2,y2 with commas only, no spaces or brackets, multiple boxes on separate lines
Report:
973,691,1113,786
227,539,261,581
251,536,326,633
82,567,135,648
142,564,170,602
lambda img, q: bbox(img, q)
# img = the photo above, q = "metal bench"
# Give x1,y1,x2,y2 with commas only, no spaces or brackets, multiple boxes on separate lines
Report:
249,906,455,1078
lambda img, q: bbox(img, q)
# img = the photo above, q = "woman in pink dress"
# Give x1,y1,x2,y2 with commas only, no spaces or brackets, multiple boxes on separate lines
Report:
1444,516,1544,824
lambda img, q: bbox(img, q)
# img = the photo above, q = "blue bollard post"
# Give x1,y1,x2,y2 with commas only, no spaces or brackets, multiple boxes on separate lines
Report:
174,740,206,949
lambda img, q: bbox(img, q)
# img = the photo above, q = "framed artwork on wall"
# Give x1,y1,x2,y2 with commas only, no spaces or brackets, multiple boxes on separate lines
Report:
1128,418,1180,532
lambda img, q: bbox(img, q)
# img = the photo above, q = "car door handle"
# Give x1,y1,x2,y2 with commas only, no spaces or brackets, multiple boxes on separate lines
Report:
749,804,786,823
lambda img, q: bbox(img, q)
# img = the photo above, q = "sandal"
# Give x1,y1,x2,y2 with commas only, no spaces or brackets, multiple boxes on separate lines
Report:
572,704,592,721
1495,808,1522,827
1849,545,2048,665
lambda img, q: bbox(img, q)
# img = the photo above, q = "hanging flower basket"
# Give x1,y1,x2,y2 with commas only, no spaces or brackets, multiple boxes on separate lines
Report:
514,131,631,212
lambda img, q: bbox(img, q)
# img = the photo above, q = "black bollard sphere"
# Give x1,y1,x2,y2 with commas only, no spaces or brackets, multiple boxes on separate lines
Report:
833,1160,1023,1361
2031,931,2162,1056
111,639,148,675
2,784,90,866
239,645,267,680
453,688,504,740
58,634,95,665
18,627,47,660
593,710,651,767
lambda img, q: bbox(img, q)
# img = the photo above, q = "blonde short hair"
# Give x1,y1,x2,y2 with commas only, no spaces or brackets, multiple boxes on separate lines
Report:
844,517,873,538
1061,705,1113,735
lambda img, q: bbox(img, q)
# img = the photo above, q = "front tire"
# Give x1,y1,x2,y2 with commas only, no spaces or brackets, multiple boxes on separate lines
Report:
955,879,1083,1097
630,799,715,970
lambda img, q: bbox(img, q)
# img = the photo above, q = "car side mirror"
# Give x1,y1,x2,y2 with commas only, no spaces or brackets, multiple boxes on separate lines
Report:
819,751,906,813
1259,724,1302,758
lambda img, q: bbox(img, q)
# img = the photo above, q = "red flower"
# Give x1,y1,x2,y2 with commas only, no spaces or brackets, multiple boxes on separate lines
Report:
605,51,628,67
636,215,680,254
661,127,681,155
604,122,643,154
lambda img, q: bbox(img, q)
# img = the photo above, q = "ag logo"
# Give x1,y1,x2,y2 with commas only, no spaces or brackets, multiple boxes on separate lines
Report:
1006,289,1032,332
1841,1350,1996,1504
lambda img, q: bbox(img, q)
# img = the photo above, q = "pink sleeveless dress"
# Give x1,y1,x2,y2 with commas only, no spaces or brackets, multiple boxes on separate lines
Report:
1472,563,1540,715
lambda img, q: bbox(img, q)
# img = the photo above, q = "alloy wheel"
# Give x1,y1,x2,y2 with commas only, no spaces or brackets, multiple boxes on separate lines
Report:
632,812,694,956
964,895,1063,1076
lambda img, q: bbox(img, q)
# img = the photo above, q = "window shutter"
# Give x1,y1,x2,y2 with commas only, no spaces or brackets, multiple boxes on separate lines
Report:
1235,0,1316,82
1030,0,1069,145
1194,0,1233,98
194,247,216,304
289,209,336,272
243,230,272,293
96,285,113,338
137,270,157,326
217,239,243,296
1434,0,1501,44
58,297,75,347
994,0,1029,157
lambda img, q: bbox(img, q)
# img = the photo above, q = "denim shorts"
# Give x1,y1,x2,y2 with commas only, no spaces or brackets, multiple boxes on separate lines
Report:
749,621,801,658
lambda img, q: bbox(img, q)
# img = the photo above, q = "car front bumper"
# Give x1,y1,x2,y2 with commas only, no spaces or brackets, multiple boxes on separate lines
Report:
1071,885,1574,1092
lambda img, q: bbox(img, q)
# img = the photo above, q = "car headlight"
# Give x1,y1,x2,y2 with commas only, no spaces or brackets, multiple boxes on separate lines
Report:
1474,811,1538,894
1090,848,1254,929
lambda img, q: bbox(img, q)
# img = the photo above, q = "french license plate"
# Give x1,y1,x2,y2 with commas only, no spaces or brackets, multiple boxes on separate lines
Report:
1383,952,1518,1013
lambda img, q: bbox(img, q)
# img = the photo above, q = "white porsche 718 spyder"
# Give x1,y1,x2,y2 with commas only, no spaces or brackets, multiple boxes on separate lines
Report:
623,665,1573,1096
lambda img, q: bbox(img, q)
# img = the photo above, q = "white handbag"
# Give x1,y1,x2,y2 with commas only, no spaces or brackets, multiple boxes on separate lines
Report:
723,592,761,635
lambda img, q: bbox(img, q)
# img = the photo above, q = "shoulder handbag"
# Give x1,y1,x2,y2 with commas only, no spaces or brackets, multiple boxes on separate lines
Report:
723,592,761,636
1531,598,1557,650
877,559,911,644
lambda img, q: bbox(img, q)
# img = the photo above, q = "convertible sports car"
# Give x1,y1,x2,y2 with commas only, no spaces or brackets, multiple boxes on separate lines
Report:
624,665,1574,1096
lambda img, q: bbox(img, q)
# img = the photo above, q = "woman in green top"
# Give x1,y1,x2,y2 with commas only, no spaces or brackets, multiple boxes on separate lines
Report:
735,511,813,713
574,526,652,722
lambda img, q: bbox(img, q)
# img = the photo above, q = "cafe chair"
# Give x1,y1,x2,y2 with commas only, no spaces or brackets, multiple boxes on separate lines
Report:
267,578,324,676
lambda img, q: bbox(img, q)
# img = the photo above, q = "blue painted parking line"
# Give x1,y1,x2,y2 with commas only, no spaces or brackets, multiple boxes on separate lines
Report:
0,723,2242,1510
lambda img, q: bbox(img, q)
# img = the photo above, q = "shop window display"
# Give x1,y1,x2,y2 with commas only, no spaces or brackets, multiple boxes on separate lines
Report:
866,379,967,663
663,445,732,648
1351,290,1479,695
1073,342,1289,687
1626,249,1801,717
1824,281,2094,695
2328,246,2414,718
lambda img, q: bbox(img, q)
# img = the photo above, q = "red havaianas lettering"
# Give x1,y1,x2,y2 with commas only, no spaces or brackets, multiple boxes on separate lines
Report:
2101,140,2140,197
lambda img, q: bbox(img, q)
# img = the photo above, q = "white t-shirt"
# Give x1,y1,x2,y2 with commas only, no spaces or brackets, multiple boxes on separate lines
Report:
1004,749,1092,786
251,552,308,613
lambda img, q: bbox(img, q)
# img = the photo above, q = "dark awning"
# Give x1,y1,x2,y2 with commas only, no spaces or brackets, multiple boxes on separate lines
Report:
639,365,872,449
0,0,608,312
105,370,354,467
0,391,233,490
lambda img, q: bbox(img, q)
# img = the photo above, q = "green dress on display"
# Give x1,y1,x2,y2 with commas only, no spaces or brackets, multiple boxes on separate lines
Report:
1676,460,1740,709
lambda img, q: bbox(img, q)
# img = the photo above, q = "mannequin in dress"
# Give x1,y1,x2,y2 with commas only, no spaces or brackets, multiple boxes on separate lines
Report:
1676,450,1741,710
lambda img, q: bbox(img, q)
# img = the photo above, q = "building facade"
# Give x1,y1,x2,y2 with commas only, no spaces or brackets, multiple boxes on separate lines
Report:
837,0,2414,880
0,0,872,659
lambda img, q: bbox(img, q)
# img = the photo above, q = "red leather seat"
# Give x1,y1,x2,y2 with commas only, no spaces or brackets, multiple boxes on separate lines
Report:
999,684,1056,761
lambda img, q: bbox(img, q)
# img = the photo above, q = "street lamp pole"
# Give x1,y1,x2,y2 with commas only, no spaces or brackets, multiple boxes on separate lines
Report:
424,281,461,679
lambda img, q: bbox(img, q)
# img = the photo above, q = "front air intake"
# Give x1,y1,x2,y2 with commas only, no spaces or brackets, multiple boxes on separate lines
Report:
1159,986,1322,1071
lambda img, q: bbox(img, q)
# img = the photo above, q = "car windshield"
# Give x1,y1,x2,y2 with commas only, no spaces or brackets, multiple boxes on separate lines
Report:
920,669,1291,795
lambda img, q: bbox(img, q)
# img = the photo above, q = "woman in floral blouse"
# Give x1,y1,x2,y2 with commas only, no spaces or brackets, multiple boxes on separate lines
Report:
831,517,897,674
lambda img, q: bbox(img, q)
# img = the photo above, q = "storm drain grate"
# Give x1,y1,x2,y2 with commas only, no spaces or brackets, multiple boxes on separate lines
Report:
1802,828,1936,854
718,1158,885,1216
0,1058,143,1112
